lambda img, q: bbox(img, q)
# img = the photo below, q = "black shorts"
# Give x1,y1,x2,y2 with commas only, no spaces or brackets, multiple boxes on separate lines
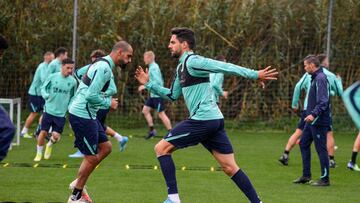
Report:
41,112,66,133
145,97,165,112
69,113,108,155
96,108,110,131
164,119,234,154
28,95,44,112
297,110,307,130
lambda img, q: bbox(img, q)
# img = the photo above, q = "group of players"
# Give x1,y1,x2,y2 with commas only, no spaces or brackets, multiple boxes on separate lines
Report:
0,27,359,203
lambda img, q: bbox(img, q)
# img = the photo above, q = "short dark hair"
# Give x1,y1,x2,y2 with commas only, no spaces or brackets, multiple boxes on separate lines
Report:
317,53,327,64
54,47,67,57
62,58,74,65
215,55,226,62
171,27,196,49
304,55,320,67
90,49,106,58
112,41,131,52
0,35,8,50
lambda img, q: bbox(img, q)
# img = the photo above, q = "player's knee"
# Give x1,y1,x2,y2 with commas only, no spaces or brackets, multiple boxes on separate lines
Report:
103,142,112,155
142,108,149,115
154,143,168,156
221,165,238,176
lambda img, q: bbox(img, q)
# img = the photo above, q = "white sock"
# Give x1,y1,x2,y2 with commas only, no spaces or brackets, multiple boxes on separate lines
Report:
114,133,123,142
21,127,28,134
168,194,180,203
37,145,43,154
47,137,56,147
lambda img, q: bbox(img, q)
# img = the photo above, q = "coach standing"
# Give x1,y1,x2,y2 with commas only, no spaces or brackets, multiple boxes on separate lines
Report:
0,35,15,161
294,55,331,186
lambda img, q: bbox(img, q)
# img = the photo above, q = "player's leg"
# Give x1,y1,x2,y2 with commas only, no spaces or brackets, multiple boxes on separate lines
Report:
44,115,65,160
22,95,41,138
34,113,52,161
279,111,306,165
348,131,360,171
0,105,15,162
158,112,172,131
212,151,261,203
310,126,330,186
279,128,303,165
69,116,111,202
156,98,172,131
105,126,128,151
294,124,313,184
143,98,157,139
327,130,336,168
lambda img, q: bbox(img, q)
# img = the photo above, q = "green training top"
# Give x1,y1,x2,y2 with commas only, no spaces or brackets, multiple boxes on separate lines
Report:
74,64,117,110
28,62,48,96
209,73,224,103
69,55,116,119
41,72,77,117
47,58,62,75
342,81,360,129
292,67,343,110
145,51,258,120
148,62,164,98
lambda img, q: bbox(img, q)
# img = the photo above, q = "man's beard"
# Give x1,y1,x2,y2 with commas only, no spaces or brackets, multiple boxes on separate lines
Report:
171,51,180,58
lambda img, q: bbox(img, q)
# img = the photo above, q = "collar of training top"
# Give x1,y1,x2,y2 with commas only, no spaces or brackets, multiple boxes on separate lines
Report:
103,55,116,69
179,51,195,64
311,67,323,79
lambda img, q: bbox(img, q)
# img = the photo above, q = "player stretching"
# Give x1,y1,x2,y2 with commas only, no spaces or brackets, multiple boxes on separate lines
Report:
68,49,128,158
279,54,342,167
21,52,54,138
135,27,277,203
342,81,360,171
138,51,172,139
67,41,133,202
33,59,77,161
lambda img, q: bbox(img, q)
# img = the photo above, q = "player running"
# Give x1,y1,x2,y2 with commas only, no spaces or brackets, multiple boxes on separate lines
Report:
279,54,342,167
68,49,128,158
342,81,360,171
33,58,77,161
67,41,133,203
21,52,54,138
135,27,277,203
138,51,172,139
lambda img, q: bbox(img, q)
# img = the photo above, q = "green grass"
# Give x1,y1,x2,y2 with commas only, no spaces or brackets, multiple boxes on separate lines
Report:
1,126,359,203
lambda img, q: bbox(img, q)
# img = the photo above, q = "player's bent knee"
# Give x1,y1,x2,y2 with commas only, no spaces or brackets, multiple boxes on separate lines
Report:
221,165,239,176
154,141,172,156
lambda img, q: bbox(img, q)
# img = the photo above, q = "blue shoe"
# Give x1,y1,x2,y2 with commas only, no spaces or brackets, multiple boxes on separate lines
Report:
163,198,175,203
145,129,157,140
119,136,128,152
68,150,84,158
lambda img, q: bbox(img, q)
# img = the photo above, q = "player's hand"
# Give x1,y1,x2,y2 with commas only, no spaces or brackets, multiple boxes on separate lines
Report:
223,91,229,99
135,66,149,85
110,98,118,110
258,66,278,81
138,85,145,92
304,115,315,123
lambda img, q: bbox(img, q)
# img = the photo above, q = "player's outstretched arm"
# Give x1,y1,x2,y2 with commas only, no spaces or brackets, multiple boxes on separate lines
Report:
135,66,182,101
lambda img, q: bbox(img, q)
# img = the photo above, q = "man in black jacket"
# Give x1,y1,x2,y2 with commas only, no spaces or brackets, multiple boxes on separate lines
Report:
293,55,331,186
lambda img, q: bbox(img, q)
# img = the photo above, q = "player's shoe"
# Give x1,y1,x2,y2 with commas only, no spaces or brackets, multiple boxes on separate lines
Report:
69,150,84,158
293,176,311,184
163,198,176,203
145,129,157,139
44,145,52,160
33,152,42,162
119,136,129,152
329,159,337,168
67,196,90,203
278,154,289,166
347,161,360,172
69,179,92,203
311,179,330,186
22,132,33,139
